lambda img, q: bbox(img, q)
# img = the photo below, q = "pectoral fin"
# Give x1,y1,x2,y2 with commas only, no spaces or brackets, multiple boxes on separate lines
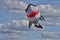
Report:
29,21,32,28
39,16,45,21
35,23,43,29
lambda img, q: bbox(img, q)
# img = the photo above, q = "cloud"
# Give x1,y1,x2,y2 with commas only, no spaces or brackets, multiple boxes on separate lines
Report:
0,31,26,40
2,0,27,9
33,39,41,40
38,4,60,27
0,20,42,31
1,0,60,15
0,0,60,40
0,0,28,14
0,20,28,30
33,38,52,40
0,20,27,40
0,19,60,31
0,0,60,15
0,0,60,17
0,28,26,40
0,22,27,35
0,21,27,40
0,0,60,30
41,21,60,26
38,4,60,16
42,32,60,38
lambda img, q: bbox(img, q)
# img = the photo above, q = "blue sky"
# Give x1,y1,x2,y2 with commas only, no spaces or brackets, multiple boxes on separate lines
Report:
0,0,60,40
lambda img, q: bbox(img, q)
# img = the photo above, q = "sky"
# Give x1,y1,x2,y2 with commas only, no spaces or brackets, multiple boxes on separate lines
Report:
0,0,60,40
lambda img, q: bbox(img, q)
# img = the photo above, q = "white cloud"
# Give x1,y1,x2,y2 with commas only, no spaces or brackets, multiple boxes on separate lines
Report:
0,20,60,31
11,20,29,28
0,20,43,31
0,0,60,40
0,22,27,40
0,24,4,28
0,28,26,40
41,21,60,26
38,4,60,16
0,0,28,14
0,31,26,40
3,0,27,9
33,38,60,40
11,20,45,30
0,0,60,15
9,10,25,14
38,4,60,27
0,0,60,30
42,32,60,38
33,39,41,40
1,0,60,15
